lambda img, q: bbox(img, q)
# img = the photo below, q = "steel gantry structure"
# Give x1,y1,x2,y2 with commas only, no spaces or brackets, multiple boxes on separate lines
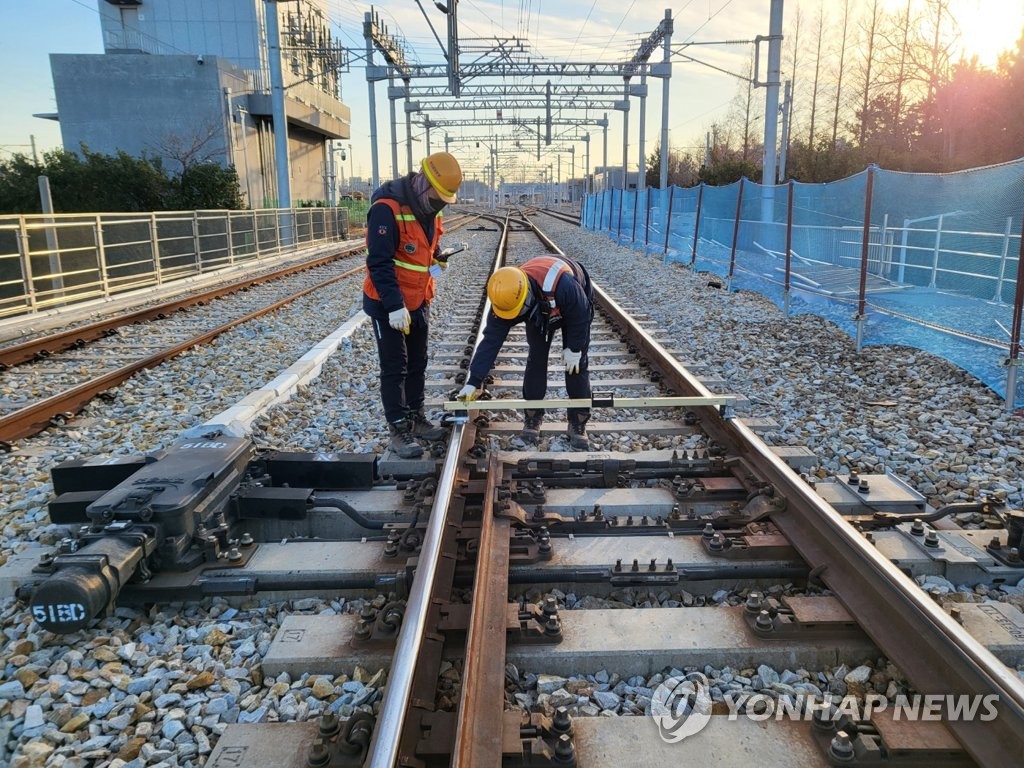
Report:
360,2,782,214
362,2,675,193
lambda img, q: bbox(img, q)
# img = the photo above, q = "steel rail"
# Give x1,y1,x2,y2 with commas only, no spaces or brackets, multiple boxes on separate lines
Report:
364,420,469,768
0,265,365,446
0,214,479,368
524,210,1024,762
452,453,510,767
0,244,366,369
594,280,1024,766
366,211,511,767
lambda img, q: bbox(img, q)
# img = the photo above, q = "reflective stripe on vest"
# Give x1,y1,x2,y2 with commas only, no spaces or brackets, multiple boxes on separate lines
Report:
363,198,441,308
521,256,574,321
394,258,429,272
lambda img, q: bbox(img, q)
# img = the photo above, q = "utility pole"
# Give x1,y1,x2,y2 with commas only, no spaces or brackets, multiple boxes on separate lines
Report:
389,76,400,178
778,79,791,183
364,13,380,190
760,0,784,219
584,133,591,196
659,9,673,189
601,113,609,192
619,79,630,190
404,80,415,174
265,0,291,210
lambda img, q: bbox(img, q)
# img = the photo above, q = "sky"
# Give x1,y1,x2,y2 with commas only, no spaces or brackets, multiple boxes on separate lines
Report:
1,0,1022,184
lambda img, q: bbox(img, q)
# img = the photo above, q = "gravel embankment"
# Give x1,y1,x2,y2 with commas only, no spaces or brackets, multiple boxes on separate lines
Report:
1,217,1022,766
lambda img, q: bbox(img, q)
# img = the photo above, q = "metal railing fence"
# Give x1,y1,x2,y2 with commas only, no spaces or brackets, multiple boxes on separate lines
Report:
0,207,350,321
582,159,1024,410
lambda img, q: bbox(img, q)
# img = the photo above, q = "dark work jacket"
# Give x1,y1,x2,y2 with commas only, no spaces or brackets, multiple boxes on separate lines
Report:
362,174,442,320
467,257,593,387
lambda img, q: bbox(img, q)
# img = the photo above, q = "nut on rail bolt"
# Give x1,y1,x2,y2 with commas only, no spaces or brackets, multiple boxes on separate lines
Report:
552,706,573,736
755,610,774,633
542,596,559,617
307,740,330,768
553,733,576,765
828,730,855,762
745,591,763,614
319,712,341,738
910,518,925,536
924,530,940,548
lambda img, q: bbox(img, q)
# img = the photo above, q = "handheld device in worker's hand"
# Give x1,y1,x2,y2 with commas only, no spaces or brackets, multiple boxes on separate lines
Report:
435,245,467,264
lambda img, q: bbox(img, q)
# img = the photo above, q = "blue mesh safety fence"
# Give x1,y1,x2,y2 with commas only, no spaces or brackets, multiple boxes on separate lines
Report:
581,158,1024,408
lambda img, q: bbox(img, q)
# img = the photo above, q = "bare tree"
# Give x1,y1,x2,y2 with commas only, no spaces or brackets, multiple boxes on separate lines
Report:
831,0,852,146
784,2,803,144
807,0,825,150
148,120,225,173
855,0,885,147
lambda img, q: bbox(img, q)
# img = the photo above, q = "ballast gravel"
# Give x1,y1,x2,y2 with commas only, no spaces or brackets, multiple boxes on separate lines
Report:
1,213,1022,766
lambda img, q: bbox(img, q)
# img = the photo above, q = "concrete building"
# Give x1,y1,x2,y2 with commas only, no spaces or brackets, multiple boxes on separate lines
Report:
43,0,351,207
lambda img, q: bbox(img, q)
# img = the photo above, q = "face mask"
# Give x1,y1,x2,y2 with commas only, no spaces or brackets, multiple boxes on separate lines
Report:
411,173,433,212
428,197,447,214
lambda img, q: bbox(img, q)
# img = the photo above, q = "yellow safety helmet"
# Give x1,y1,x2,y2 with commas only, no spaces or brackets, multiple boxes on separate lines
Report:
421,152,462,203
487,267,530,319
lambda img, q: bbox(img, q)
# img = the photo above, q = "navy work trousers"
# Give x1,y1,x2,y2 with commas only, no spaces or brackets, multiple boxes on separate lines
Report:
523,318,591,426
371,313,429,424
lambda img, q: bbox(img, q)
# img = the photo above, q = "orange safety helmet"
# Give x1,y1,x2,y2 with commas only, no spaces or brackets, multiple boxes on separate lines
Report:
487,267,530,319
421,152,462,203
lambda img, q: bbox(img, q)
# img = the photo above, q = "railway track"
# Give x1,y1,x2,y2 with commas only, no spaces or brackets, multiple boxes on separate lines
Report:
0,216,477,448
6,212,1024,766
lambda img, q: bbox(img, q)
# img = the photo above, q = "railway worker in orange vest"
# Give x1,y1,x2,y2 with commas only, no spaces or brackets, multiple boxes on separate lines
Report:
363,152,463,459
457,255,595,450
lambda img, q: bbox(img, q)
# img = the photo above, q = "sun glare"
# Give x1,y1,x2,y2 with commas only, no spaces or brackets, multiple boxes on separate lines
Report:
942,0,1023,68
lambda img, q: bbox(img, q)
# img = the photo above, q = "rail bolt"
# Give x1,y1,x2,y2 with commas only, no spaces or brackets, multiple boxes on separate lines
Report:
543,596,559,616
544,615,562,637
240,532,254,546
319,712,341,738
553,733,576,764
812,703,838,732
910,519,925,536
828,731,855,762
307,742,330,768
755,610,774,632
702,523,715,539
745,592,763,614
552,706,573,735
924,530,940,548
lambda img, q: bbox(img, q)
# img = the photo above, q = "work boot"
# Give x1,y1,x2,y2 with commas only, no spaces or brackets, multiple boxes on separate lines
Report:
409,409,447,441
566,417,591,451
387,419,424,459
520,410,544,444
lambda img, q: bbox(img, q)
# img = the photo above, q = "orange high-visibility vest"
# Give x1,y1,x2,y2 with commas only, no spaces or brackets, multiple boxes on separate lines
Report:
363,199,444,309
520,256,581,323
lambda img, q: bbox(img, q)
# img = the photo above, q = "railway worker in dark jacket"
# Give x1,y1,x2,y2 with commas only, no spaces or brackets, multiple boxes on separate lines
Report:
457,255,595,450
363,151,463,459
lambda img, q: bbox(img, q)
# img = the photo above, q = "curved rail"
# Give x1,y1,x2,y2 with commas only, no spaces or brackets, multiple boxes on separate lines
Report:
0,265,364,446
595,281,1024,766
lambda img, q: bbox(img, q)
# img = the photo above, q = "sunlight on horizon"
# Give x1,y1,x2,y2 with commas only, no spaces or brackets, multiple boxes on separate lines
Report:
884,0,1024,69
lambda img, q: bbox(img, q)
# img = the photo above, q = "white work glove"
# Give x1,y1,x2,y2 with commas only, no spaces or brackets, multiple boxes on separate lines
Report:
388,307,411,334
456,384,479,402
429,257,447,279
562,348,582,374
